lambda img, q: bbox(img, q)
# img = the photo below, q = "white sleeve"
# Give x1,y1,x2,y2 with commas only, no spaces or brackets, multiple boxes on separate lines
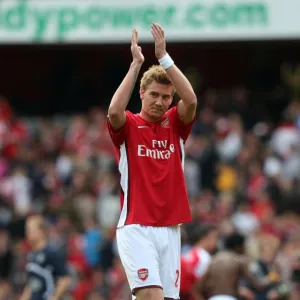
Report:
194,250,211,277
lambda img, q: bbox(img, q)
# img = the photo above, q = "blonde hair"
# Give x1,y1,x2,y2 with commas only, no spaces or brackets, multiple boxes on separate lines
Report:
140,65,174,93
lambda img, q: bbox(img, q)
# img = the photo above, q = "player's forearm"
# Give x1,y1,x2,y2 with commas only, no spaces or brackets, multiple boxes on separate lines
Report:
52,276,71,299
108,61,142,122
165,63,197,106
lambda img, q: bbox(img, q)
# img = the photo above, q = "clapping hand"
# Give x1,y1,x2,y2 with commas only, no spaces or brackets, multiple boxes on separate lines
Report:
131,28,144,64
151,23,167,60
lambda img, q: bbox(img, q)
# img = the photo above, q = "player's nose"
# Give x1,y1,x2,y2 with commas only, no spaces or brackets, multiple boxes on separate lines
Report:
155,98,163,106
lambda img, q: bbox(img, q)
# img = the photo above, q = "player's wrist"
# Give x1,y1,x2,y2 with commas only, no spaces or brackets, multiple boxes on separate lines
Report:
156,50,167,60
131,60,144,67
158,53,174,70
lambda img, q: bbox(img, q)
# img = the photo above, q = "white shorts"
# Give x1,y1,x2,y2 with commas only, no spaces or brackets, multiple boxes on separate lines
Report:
117,224,181,299
209,296,237,300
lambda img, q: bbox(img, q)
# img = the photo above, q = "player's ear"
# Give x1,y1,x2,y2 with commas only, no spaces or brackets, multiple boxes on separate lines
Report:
140,88,145,101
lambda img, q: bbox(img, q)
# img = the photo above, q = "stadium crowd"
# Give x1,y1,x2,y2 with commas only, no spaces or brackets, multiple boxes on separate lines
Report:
0,69,300,299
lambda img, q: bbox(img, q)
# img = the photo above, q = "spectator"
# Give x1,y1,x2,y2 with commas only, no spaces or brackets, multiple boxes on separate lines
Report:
83,218,103,268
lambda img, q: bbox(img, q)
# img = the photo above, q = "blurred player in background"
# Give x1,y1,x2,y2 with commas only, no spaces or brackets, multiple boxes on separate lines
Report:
180,224,218,300
20,215,71,300
243,238,290,300
195,233,274,300
107,23,197,300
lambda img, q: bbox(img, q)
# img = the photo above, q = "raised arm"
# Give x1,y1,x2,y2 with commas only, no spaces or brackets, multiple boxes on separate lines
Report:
108,29,145,130
151,23,197,124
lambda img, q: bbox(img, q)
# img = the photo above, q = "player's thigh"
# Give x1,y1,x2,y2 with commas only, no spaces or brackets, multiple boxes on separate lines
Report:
134,286,164,300
159,225,181,299
117,225,162,293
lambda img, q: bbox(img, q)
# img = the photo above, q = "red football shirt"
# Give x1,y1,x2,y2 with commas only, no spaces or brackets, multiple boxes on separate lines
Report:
180,247,211,296
107,105,194,227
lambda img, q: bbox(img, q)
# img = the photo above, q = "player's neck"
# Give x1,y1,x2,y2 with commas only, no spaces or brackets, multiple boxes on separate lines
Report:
139,110,161,123
196,242,208,252
32,239,47,251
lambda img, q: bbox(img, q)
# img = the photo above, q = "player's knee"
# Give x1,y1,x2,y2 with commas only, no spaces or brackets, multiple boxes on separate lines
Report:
135,287,164,300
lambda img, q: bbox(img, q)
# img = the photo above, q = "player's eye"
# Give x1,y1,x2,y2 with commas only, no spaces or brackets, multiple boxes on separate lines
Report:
163,95,170,100
150,92,158,98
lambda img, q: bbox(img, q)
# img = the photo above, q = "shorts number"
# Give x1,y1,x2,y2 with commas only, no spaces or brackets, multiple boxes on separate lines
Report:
175,269,179,287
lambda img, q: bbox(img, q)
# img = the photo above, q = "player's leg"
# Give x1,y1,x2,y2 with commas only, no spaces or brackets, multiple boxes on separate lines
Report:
135,287,164,300
132,290,176,300
159,225,181,299
117,225,164,300
208,296,238,300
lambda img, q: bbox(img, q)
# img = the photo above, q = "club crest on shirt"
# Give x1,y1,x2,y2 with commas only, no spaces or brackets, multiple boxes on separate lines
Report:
160,117,170,128
138,268,149,281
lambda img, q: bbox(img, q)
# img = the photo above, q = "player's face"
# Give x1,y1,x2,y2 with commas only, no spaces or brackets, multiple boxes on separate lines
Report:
140,81,173,121
26,219,43,245
261,244,276,263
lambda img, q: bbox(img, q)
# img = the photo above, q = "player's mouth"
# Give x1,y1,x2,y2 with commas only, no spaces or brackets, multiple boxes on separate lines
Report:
151,108,163,114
